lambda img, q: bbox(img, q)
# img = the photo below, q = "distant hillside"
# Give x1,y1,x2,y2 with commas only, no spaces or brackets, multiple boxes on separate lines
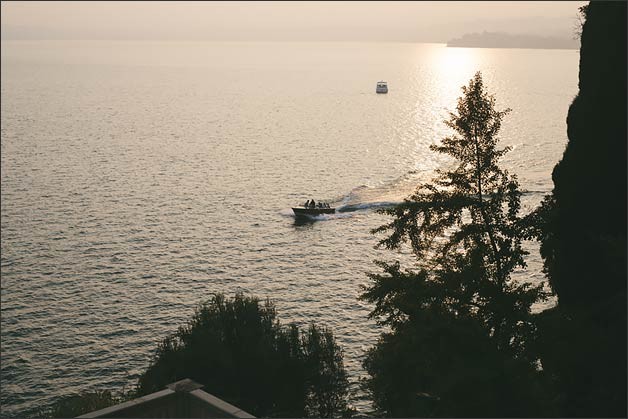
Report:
447,31,579,49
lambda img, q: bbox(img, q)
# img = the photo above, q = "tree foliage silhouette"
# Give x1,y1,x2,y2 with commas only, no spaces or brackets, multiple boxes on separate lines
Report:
42,294,352,418
138,293,351,418
361,72,549,416
40,390,128,418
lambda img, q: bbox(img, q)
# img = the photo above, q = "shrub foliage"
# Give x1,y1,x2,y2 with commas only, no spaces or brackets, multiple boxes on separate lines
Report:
137,293,350,418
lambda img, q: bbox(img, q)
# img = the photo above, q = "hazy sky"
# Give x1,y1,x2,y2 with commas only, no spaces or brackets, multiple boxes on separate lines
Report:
1,1,587,42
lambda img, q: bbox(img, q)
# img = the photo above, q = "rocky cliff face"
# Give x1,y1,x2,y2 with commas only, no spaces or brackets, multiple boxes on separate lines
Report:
541,2,626,416
551,1,627,309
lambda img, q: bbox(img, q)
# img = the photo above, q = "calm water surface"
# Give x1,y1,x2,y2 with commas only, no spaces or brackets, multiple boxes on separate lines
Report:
1,41,578,416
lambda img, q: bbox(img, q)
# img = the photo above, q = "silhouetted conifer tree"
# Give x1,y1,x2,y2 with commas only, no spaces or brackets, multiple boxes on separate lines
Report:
361,72,549,417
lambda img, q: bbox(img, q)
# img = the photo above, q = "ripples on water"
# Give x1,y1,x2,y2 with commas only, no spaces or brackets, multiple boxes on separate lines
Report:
0,41,578,416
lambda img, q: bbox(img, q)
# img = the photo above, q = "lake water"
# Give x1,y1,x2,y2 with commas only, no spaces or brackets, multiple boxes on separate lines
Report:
0,41,578,417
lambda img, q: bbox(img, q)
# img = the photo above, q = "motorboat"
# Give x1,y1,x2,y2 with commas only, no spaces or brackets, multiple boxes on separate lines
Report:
292,204,335,218
376,81,388,94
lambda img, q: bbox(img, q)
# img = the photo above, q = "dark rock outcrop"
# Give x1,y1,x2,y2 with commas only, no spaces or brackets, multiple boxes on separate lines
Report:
539,2,627,417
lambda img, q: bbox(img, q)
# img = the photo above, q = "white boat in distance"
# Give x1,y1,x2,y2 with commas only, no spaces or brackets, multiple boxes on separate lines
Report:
376,81,388,93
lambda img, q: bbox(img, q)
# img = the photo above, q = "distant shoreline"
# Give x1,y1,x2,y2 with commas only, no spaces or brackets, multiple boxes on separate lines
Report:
447,31,579,50
447,44,579,50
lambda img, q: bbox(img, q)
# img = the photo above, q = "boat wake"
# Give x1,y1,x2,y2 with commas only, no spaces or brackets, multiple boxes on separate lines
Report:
282,168,551,223
283,169,437,222
336,201,398,213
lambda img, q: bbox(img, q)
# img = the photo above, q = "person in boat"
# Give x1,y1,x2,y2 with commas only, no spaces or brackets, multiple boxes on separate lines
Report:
304,199,310,208
310,199,316,208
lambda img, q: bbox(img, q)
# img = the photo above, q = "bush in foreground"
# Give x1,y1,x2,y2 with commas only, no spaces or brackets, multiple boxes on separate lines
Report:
137,293,351,418
42,293,350,418
39,389,133,418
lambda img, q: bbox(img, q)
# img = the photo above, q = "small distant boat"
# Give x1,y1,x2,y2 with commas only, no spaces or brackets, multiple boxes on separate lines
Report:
292,205,335,218
376,81,388,94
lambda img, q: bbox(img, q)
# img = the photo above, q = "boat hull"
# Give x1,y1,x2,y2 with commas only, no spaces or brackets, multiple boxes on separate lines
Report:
292,207,335,217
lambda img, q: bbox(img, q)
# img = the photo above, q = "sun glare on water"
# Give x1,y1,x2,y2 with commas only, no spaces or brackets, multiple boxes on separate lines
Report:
436,46,481,103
